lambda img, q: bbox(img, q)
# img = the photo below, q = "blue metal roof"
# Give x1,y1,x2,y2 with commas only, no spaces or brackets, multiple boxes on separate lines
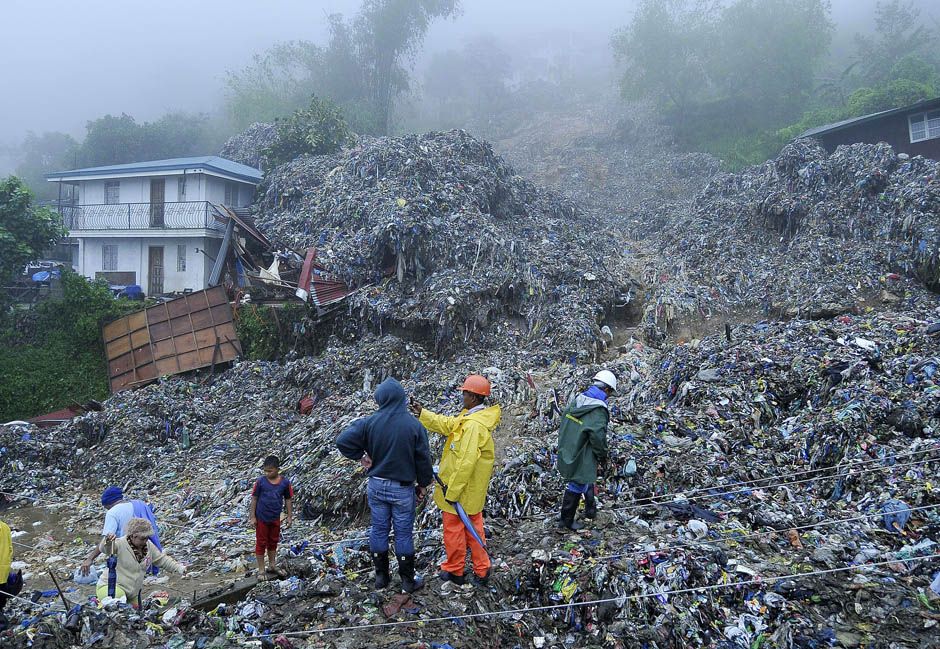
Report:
46,156,262,184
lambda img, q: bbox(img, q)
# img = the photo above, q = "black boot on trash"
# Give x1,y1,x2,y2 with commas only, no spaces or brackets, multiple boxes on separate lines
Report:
372,551,390,589
583,485,597,519
398,555,424,593
438,570,466,585
557,490,585,531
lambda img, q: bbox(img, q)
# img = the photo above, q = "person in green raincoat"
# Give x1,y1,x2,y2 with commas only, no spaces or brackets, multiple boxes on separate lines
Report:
556,370,617,530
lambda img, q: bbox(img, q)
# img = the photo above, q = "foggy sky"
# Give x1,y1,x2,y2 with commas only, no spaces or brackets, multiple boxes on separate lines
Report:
0,0,934,173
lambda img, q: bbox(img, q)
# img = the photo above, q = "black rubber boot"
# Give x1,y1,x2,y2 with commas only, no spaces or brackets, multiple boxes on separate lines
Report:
397,555,424,593
438,570,466,585
583,485,597,519
372,551,390,589
557,490,585,531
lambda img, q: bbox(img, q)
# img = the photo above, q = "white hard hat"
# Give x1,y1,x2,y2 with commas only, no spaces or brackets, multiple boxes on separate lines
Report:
592,370,618,393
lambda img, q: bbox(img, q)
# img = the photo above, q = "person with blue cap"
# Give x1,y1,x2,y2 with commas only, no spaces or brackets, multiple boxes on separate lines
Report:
79,487,162,576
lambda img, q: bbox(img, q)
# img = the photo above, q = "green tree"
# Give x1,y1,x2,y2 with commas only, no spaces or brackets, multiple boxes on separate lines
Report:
854,0,938,85
76,113,145,166
423,35,513,132
14,132,78,200
0,272,138,421
264,95,351,166
0,176,63,292
352,0,461,135
613,0,833,162
224,41,325,130
612,0,713,112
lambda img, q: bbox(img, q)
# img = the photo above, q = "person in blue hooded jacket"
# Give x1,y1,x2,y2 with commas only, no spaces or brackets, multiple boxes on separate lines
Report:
336,377,434,593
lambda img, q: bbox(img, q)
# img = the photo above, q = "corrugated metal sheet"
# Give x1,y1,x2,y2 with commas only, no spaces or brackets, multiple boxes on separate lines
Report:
296,247,353,307
102,286,242,392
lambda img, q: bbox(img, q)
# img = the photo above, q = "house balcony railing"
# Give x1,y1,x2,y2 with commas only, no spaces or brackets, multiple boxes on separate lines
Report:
57,201,226,232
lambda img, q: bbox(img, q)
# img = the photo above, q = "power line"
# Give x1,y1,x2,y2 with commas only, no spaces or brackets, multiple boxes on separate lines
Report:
253,552,940,636
589,501,940,563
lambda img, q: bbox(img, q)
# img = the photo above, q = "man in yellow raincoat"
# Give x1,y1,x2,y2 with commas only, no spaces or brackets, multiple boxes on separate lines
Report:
1,519,24,631
409,374,501,586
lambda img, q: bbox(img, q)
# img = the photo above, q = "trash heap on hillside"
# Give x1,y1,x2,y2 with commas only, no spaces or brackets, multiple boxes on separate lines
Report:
494,102,721,223
218,122,277,170
253,129,638,359
4,301,940,647
3,124,940,647
642,140,940,334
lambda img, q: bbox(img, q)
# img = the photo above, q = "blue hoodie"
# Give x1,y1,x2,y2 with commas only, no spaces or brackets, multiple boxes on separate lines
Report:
336,378,434,487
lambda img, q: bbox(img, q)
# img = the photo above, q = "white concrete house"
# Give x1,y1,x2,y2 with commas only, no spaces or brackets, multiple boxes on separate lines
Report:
47,156,262,295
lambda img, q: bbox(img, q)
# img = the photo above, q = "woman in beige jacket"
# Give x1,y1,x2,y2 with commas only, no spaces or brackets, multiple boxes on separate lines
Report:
96,517,184,605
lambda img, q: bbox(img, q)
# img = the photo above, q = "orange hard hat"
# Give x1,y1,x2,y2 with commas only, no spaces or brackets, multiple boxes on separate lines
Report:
460,374,491,396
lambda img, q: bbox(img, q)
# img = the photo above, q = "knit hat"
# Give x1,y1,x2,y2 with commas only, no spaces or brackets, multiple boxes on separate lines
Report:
101,486,123,507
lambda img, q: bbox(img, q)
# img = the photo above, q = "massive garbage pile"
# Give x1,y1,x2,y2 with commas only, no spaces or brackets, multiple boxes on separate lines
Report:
642,139,940,336
253,129,637,359
494,102,721,223
218,122,278,170
2,123,940,648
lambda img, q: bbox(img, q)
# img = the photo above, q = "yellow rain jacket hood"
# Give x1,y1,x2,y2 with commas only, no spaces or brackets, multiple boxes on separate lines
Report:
420,404,501,516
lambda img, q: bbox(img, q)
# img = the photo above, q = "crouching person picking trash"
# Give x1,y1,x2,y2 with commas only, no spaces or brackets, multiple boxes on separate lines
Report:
337,377,434,593
96,517,184,607
409,374,501,586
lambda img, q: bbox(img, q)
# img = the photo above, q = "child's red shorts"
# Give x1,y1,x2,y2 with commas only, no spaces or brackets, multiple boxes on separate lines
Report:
255,519,281,554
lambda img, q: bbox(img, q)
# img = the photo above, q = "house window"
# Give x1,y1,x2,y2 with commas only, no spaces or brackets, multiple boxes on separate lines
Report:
224,182,239,206
177,176,187,201
104,181,120,205
102,244,118,271
909,110,940,143
177,245,186,272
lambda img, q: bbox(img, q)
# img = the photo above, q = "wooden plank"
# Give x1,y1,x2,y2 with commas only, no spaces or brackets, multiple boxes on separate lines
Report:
207,285,228,306
209,304,231,325
155,357,180,376
111,372,139,392
136,363,157,381
177,350,200,372
149,320,172,341
127,310,148,331
194,328,221,349
186,291,210,312
167,297,190,318
109,353,135,377
152,338,176,361
146,305,168,325
102,319,129,343
132,344,153,366
173,333,198,354
130,328,150,349
106,336,132,359
103,287,241,393
190,308,214,330
170,315,193,336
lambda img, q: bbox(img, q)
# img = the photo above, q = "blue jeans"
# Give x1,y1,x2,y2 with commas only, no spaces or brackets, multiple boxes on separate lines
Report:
367,477,416,556
566,482,592,494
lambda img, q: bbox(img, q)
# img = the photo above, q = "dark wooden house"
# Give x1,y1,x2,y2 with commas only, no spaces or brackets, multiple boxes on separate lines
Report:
801,97,940,159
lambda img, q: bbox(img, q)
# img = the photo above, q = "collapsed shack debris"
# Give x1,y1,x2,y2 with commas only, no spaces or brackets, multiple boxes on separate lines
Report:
102,286,242,393
253,129,639,361
640,139,940,336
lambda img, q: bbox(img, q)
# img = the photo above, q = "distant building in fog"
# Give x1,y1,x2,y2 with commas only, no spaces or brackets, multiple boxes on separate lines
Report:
801,97,940,159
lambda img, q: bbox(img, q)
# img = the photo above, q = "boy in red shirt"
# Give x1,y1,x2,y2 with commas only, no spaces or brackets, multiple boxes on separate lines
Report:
249,455,293,579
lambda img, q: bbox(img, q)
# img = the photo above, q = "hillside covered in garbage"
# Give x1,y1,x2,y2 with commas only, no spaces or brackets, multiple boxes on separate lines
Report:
2,121,940,649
